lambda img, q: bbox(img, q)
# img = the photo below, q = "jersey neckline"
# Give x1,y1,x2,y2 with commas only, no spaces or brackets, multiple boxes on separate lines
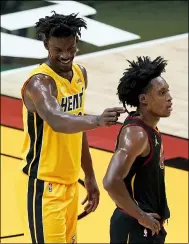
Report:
127,115,160,135
42,63,76,85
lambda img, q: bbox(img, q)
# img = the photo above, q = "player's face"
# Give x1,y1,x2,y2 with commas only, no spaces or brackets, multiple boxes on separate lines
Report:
145,77,173,117
47,36,77,72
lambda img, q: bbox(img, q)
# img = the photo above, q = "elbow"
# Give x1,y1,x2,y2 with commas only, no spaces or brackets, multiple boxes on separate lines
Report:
45,116,70,133
51,125,62,133
50,123,63,133
48,115,75,134
46,119,61,133
103,177,114,192
103,174,123,193
42,111,79,134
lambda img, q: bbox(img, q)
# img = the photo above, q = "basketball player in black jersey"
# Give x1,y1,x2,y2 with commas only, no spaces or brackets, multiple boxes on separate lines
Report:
103,56,172,243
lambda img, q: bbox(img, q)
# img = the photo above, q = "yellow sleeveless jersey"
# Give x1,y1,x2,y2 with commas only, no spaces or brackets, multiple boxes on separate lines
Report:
21,63,85,184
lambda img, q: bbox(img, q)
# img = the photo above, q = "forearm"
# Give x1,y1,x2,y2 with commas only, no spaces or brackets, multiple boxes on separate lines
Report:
81,133,95,178
47,111,100,133
103,178,144,220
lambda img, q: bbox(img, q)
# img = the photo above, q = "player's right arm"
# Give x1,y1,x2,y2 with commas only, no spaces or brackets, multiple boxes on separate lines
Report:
24,75,125,133
103,126,161,235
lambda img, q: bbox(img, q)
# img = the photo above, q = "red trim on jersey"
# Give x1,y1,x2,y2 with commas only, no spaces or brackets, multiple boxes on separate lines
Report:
127,116,160,136
117,207,137,219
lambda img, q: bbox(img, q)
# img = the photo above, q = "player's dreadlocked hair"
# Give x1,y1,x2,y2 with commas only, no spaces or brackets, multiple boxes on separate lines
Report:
35,11,87,40
117,56,167,109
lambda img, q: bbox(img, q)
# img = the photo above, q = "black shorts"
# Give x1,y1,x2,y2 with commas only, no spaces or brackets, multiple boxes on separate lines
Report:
110,208,167,244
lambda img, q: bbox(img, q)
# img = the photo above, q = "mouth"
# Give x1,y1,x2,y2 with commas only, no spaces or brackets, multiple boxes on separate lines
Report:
167,103,173,112
59,59,72,65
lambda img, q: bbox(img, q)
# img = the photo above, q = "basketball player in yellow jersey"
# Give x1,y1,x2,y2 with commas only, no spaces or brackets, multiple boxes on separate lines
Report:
17,12,125,243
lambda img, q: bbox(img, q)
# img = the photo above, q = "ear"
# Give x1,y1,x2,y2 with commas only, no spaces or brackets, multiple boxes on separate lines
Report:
139,93,148,105
44,39,48,50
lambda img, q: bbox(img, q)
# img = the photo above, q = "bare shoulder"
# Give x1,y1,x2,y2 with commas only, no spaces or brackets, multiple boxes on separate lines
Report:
25,74,57,97
26,74,55,91
118,125,149,153
23,74,58,113
77,64,88,88
121,125,148,140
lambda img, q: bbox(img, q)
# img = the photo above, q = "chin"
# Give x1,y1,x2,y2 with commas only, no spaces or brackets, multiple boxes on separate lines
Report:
60,63,73,72
159,111,172,118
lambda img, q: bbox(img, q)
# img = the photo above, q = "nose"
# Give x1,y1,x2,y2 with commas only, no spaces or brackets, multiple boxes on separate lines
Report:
59,52,71,60
167,92,173,102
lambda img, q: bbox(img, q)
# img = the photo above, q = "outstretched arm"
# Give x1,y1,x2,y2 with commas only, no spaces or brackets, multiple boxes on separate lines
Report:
24,74,125,134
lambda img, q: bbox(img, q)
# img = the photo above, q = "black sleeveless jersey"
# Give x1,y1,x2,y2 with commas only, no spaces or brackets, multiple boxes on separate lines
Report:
116,112,170,221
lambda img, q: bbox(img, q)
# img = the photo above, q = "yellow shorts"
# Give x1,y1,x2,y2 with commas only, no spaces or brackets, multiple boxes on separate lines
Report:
16,171,78,243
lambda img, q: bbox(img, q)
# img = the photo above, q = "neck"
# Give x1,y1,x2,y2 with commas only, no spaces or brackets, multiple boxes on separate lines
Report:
138,107,160,129
46,59,73,81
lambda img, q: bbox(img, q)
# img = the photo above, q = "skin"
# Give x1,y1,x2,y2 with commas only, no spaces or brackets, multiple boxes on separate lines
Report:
23,34,125,214
44,35,78,76
24,36,125,133
103,77,173,236
81,132,100,213
138,77,173,128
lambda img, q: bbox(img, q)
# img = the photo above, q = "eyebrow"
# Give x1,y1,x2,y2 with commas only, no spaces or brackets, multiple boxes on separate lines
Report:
159,86,169,91
54,44,76,48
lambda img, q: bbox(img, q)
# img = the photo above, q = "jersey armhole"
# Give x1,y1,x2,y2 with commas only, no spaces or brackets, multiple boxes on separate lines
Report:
120,123,154,166
76,64,87,89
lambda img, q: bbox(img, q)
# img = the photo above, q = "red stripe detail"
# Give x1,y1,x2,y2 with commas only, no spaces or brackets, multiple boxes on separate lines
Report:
117,207,137,219
0,95,23,129
1,95,188,160
127,116,160,135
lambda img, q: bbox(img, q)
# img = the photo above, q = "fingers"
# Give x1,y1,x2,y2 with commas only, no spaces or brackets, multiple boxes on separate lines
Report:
99,107,125,127
153,220,161,235
150,225,157,236
150,213,161,219
83,194,100,213
107,117,119,122
149,217,160,236
105,111,121,117
105,114,119,124
148,213,161,236
84,200,94,213
105,107,126,114
151,228,155,236
91,194,100,212
81,195,88,205
103,117,118,127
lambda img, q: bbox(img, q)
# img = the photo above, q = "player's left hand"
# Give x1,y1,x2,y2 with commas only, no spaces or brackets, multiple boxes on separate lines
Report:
81,176,100,213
